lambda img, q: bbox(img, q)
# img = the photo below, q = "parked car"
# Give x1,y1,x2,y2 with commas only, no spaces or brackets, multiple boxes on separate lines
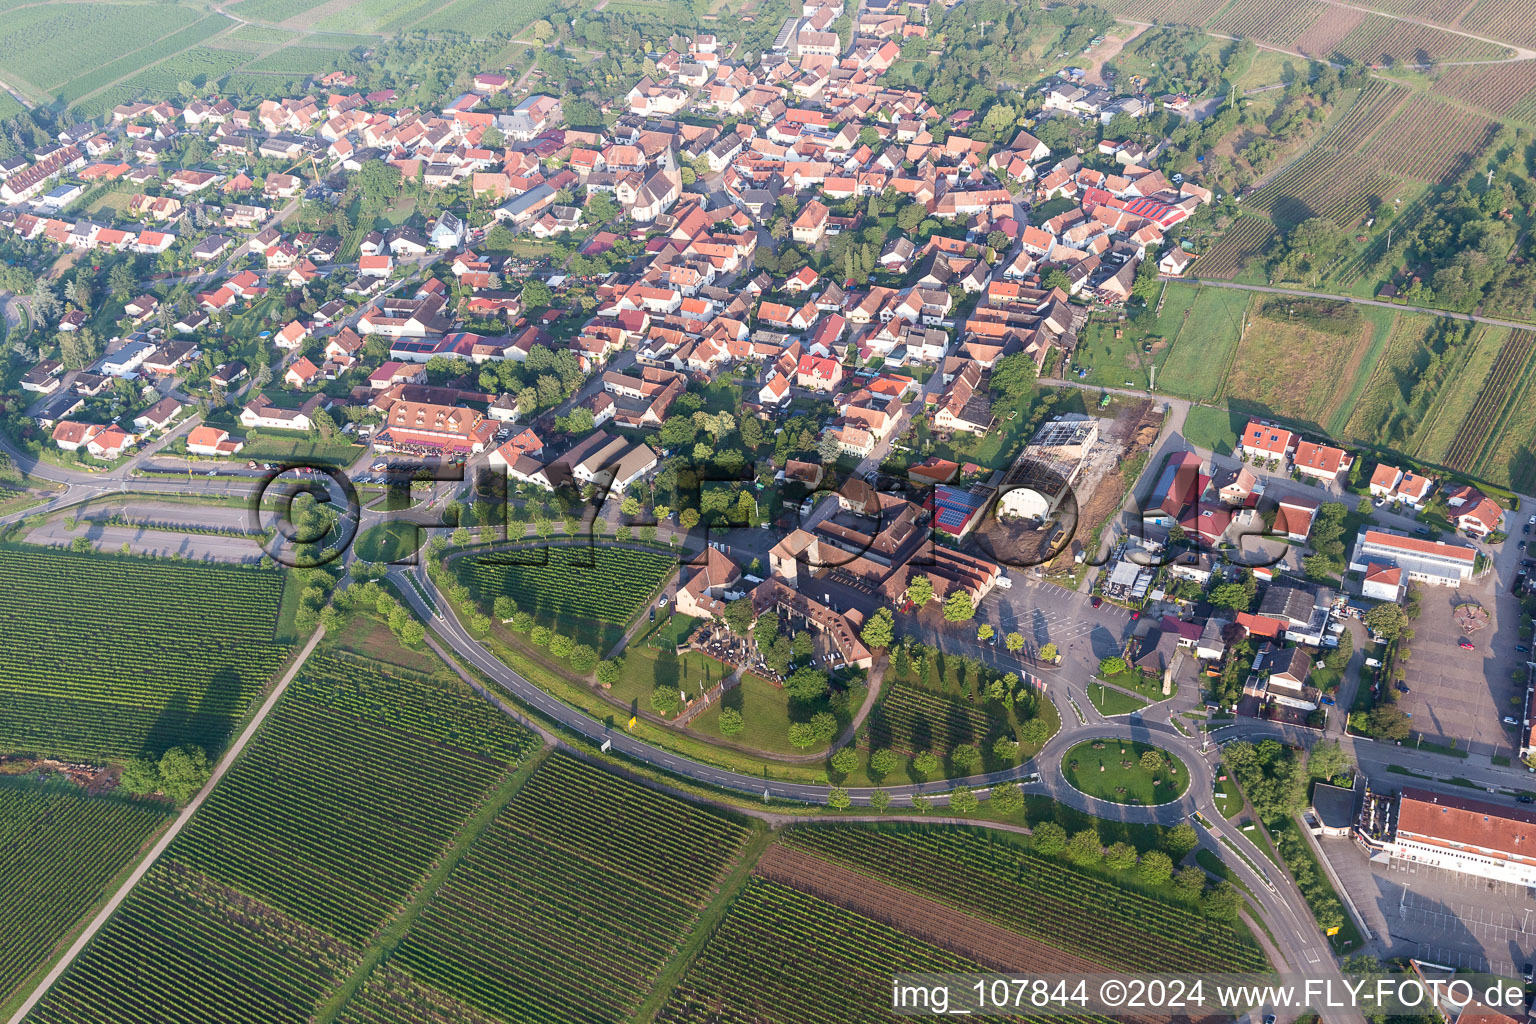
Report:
1396,681,1411,693
1506,717,1520,725
1091,596,1103,609
1459,638,1475,650
1517,645,1531,654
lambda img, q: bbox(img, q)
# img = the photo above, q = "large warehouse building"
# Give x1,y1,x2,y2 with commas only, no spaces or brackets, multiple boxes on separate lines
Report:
1357,786,1536,887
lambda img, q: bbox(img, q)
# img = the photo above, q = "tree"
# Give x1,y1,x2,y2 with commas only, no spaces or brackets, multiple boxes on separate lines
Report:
1165,822,1199,860
715,707,744,737
1138,849,1175,885
570,643,599,674
1174,865,1207,898
493,595,517,621
869,747,898,778
157,746,211,804
860,606,894,650
722,597,754,636
679,507,701,530
990,781,1024,815
1364,602,1408,642
942,590,975,623
906,574,935,606
830,745,859,776
977,623,994,642
868,789,891,812
826,786,851,810
913,751,941,778
650,685,680,715
1307,739,1351,782
1202,881,1243,919
119,757,161,796
993,735,1020,761
1139,749,1165,773
1005,631,1024,653
788,721,818,749
1067,828,1103,866
949,785,979,814
991,352,1039,401
1104,841,1138,871
785,667,829,702
1039,642,1058,662
1033,821,1069,856
529,18,554,42
951,743,981,773
1368,704,1411,741
1099,656,1128,677
1209,582,1252,611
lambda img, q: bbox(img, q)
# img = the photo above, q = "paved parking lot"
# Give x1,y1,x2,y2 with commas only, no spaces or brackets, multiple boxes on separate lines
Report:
1397,579,1525,757
1327,840,1536,977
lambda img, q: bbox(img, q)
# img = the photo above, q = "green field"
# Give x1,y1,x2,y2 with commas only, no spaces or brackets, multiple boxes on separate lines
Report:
310,0,437,32
353,521,424,563
0,778,171,1009
242,44,349,74
56,13,234,108
0,546,292,762
1415,325,1507,464
1342,313,1438,441
412,0,550,34
25,641,539,1024
1062,739,1189,805
1087,683,1150,716
1182,404,1243,454
1157,285,1249,400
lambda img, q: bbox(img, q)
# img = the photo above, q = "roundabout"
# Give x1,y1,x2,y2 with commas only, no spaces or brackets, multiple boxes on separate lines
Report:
1060,737,1189,806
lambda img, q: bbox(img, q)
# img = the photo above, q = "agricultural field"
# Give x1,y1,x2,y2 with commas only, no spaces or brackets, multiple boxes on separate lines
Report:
1092,0,1229,22
1342,313,1439,441
1209,0,1329,47
1219,303,1394,434
385,753,752,1024
1196,216,1276,280
309,0,438,33
1357,97,1494,183
25,643,538,1024
55,14,234,108
0,3,191,97
456,544,675,648
1413,325,1508,465
0,547,291,763
240,45,348,75
108,47,249,102
656,877,1052,1024
864,680,1006,757
1440,330,1536,478
412,0,552,36
0,779,171,1008
1156,285,1249,399
779,826,1268,972
1347,0,1476,20
1330,15,1509,63
229,0,331,25
1431,61,1536,121
1457,0,1536,50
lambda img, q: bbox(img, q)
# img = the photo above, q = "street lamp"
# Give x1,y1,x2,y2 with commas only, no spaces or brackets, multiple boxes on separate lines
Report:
1399,882,1410,918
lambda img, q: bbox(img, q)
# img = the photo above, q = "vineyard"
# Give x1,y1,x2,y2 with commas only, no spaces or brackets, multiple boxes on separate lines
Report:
1346,0,1476,20
1443,330,1536,474
0,2,189,94
1359,98,1494,182
0,547,291,762
412,0,555,35
656,877,1063,1024
865,680,1006,756
779,826,1269,972
25,643,538,1024
1342,315,1438,441
55,14,233,108
1293,7,1364,57
456,545,674,646
29,861,362,1024
169,650,537,945
1209,0,1328,46
387,753,752,1024
0,780,171,1006
1094,0,1230,19
228,0,331,25
1431,62,1536,120
312,0,439,32
243,44,351,73
1457,0,1536,50
338,966,502,1024
1196,216,1275,279
1329,16,1509,63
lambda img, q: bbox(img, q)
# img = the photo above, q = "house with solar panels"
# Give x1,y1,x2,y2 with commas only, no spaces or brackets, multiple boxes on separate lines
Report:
927,483,994,540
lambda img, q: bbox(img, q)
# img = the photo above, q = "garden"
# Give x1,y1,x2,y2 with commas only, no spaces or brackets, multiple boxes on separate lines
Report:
1061,739,1189,805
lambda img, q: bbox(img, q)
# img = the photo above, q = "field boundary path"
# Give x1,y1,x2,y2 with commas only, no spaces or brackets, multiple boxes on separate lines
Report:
1171,277,1536,331
4,623,328,1024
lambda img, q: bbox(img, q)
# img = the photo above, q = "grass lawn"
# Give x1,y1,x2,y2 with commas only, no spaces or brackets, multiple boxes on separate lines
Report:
640,612,702,650
1183,404,1243,455
1061,738,1189,805
1157,285,1249,400
1214,774,1244,818
1088,683,1149,716
613,643,731,712
1097,668,1173,701
688,671,828,756
240,432,363,466
353,520,423,563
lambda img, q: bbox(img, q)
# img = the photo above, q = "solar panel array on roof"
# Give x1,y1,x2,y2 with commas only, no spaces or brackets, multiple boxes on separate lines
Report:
932,484,989,532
